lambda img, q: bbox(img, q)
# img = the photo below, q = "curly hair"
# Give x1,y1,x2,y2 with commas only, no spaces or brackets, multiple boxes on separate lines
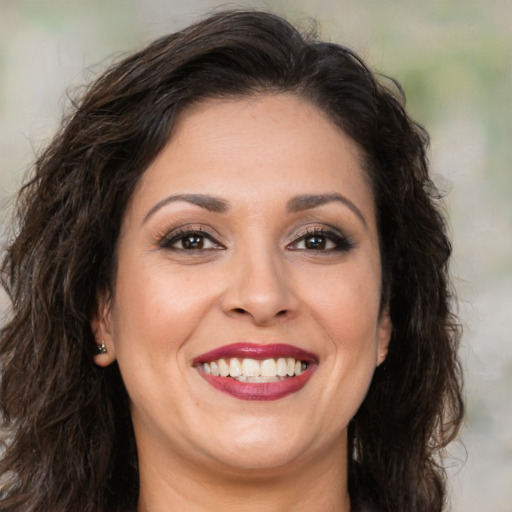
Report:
0,10,463,512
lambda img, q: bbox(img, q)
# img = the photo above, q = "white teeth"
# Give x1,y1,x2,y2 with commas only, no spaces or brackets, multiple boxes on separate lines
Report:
201,356,309,379
246,376,282,383
210,360,220,376
242,358,260,377
286,358,295,376
229,358,242,377
218,358,229,377
261,358,277,377
276,358,288,377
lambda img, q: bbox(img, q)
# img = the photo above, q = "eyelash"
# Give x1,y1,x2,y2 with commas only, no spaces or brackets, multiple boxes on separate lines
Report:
158,226,354,253
288,227,354,252
158,226,224,251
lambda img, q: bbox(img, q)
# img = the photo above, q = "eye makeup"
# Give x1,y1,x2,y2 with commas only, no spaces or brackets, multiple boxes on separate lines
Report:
156,224,225,252
288,226,355,252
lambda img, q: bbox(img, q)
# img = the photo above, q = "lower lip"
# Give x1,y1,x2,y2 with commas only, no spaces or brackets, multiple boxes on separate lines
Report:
197,365,316,401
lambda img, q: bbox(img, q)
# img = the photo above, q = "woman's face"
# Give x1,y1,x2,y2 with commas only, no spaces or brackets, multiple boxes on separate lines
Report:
94,94,391,475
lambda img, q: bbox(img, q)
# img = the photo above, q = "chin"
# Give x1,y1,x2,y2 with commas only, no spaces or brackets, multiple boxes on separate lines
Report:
193,416,339,474
209,442,308,474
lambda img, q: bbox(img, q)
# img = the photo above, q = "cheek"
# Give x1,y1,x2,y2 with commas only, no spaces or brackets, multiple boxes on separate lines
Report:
305,264,382,346
111,260,219,359
301,263,382,401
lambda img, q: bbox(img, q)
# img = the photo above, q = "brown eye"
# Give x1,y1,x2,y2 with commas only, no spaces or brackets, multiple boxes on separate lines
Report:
160,229,223,251
181,235,205,249
304,235,328,250
289,228,354,253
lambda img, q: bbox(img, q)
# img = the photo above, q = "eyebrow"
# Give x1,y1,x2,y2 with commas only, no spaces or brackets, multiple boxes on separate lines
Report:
143,194,230,224
143,192,367,229
287,193,368,229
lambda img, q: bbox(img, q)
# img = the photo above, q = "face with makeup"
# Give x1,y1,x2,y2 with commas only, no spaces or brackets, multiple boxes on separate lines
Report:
93,94,391,481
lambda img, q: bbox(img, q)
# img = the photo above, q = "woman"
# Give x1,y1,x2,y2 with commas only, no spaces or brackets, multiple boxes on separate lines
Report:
0,10,463,512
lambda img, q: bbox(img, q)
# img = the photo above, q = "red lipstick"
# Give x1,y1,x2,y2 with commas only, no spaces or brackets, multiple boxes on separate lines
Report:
193,343,317,364
193,343,318,401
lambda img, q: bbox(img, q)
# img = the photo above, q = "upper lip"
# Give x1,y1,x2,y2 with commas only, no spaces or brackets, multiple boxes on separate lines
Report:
193,343,318,365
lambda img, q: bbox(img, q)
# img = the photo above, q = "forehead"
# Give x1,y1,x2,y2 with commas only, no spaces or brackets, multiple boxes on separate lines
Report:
130,94,376,222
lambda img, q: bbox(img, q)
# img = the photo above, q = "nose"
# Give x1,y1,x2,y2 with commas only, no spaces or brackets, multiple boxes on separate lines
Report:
221,247,299,326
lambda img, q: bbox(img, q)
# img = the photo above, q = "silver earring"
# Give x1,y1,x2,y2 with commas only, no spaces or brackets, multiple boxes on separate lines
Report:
96,340,108,354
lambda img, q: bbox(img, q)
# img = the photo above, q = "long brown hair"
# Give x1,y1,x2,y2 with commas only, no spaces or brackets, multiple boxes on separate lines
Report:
0,10,463,511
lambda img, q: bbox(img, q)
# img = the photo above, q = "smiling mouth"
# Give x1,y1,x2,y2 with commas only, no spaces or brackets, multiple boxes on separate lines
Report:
193,343,317,400
200,357,309,382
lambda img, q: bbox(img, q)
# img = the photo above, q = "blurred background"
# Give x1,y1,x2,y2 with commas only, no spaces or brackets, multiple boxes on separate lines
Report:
0,0,510,509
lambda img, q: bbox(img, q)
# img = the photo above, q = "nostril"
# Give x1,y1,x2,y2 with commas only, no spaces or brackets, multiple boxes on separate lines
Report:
229,307,288,319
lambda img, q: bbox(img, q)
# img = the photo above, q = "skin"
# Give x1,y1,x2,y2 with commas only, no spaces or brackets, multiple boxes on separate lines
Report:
93,94,391,512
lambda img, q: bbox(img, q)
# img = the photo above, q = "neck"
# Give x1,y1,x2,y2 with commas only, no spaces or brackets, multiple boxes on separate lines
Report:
136,435,351,512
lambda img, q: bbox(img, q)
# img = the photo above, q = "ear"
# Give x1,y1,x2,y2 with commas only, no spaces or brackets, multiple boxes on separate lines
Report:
376,307,392,367
90,289,116,367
